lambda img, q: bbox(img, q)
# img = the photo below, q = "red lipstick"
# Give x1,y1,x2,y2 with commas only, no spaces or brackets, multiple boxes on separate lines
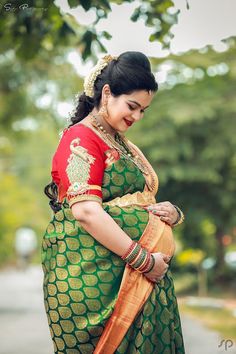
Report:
124,119,133,127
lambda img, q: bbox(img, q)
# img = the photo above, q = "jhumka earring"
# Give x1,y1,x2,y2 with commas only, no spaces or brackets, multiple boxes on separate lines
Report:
98,100,109,120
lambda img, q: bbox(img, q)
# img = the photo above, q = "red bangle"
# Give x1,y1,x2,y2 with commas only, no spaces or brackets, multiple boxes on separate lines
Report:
121,241,136,260
143,255,155,273
139,253,151,272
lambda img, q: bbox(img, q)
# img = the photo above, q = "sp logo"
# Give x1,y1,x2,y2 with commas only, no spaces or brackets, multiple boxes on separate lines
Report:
218,339,234,351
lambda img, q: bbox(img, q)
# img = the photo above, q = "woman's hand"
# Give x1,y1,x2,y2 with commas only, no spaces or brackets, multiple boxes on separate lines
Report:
144,252,170,283
144,201,179,226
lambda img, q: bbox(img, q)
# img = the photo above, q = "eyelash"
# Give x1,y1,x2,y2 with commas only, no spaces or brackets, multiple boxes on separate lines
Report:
128,104,135,110
127,104,144,114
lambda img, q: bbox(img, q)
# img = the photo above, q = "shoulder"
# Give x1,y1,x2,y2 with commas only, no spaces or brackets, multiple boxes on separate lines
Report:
60,123,95,141
55,124,110,163
59,124,108,150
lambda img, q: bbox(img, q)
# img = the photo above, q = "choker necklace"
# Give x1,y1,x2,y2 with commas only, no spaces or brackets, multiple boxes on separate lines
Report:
89,113,149,175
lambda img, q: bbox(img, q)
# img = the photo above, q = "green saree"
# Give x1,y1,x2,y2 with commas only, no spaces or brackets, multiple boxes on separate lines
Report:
42,152,185,353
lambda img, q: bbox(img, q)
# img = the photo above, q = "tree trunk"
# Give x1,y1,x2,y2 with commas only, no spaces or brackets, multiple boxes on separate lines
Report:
214,226,226,281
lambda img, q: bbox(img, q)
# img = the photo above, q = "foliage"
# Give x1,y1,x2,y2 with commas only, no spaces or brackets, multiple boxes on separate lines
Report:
0,49,83,132
0,173,46,265
176,249,205,267
174,272,198,295
0,50,83,267
0,0,179,60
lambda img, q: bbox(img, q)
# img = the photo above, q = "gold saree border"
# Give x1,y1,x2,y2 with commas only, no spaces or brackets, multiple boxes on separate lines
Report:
103,190,156,208
94,213,175,354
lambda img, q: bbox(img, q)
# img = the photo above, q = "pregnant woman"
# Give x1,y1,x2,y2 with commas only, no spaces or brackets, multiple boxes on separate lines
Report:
42,51,185,354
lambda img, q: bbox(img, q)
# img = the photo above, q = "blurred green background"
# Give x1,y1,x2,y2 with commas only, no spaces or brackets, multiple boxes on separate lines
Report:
0,0,236,342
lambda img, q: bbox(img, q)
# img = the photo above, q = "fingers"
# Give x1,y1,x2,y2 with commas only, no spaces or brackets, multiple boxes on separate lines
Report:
144,252,170,283
144,202,177,225
155,252,171,263
144,205,170,218
145,204,169,214
162,254,171,263
145,273,167,283
159,215,172,225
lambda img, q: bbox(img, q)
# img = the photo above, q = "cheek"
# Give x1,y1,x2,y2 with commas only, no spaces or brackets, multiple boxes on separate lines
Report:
108,102,128,123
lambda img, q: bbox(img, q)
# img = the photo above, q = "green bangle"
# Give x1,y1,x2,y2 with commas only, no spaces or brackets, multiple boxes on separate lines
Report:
133,249,147,269
126,243,141,263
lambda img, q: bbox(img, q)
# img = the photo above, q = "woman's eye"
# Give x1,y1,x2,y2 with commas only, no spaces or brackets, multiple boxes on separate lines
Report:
128,104,135,111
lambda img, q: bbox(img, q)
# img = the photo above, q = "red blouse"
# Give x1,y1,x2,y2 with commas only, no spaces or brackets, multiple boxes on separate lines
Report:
51,124,112,207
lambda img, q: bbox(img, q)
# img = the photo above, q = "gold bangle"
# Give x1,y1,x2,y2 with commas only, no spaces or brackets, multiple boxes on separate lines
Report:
172,205,185,226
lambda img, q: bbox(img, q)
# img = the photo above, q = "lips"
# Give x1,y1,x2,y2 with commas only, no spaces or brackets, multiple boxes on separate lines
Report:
124,119,133,127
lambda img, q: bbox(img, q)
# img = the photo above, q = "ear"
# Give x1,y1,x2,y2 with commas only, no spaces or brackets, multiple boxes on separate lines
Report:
101,84,111,104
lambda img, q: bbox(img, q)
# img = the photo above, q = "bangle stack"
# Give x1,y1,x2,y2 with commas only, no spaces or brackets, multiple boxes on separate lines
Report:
121,241,155,273
172,205,185,227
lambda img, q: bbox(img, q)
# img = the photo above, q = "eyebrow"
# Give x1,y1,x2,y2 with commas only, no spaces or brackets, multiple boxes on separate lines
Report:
128,100,149,110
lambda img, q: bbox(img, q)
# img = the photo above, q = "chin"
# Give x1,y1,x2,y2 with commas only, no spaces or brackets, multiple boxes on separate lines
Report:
117,127,128,133
118,122,129,132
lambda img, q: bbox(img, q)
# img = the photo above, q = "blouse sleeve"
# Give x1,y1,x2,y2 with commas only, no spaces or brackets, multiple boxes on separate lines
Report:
53,125,106,207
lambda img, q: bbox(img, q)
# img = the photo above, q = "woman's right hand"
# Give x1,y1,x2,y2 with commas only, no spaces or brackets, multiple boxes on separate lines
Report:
144,252,170,283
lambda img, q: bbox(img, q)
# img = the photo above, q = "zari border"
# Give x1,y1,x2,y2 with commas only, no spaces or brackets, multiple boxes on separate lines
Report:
94,213,175,354
103,190,156,208
68,194,102,207
126,140,159,195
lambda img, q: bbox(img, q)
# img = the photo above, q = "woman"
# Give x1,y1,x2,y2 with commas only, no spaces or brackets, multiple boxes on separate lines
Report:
42,51,185,354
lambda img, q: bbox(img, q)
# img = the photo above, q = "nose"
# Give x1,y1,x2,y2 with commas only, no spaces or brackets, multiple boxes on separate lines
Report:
131,111,142,121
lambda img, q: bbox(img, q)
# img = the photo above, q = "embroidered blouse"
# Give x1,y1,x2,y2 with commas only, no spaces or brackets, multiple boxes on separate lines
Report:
51,124,111,207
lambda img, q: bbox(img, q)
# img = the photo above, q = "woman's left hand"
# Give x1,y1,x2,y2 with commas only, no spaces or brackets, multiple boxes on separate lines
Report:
144,201,178,226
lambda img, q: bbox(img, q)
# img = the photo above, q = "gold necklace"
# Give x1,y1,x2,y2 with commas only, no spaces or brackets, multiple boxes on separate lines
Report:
89,113,149,175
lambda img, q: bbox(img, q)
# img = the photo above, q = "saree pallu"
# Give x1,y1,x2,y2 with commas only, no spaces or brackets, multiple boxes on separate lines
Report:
42,158,185,354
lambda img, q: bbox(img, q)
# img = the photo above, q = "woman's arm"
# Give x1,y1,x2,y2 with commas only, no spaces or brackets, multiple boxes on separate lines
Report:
71,200,133,256
71,200,170,282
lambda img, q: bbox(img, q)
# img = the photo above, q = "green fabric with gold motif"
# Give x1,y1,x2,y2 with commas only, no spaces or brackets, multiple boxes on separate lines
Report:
41,158,185,353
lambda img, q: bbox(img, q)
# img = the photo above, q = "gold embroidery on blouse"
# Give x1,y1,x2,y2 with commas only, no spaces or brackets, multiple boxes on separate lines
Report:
66,138,96,196
69,195,102,207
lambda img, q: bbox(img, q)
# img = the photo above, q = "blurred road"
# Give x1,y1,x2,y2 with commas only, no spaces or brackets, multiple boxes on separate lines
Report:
0,266,53,354
0,266,235,354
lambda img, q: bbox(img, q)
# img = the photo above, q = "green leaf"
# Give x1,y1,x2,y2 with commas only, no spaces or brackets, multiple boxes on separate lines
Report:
79,0,92,11
68,0,80,9
102,30,112,40
131,7,141,22
97,39,107,53
98,0,112,11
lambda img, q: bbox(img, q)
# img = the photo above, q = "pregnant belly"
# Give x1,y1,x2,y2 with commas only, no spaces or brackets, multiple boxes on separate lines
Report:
155,221,176,257
139,213,176,257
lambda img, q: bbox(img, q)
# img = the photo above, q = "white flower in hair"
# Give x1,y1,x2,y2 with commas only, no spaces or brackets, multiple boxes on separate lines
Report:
83,55,117,98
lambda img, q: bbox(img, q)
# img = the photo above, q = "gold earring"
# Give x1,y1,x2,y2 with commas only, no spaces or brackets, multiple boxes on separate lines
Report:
98,100,109,120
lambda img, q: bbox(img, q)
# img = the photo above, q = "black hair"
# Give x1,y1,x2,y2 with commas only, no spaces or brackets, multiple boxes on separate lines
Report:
44,181,62,213
70,51,158,126
44,51,158,212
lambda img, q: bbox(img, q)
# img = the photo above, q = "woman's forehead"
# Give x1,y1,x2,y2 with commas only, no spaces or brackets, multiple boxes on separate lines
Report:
125,90,154,107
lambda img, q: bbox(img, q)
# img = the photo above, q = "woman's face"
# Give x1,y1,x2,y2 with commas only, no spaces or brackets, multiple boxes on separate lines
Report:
105,89,154,133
